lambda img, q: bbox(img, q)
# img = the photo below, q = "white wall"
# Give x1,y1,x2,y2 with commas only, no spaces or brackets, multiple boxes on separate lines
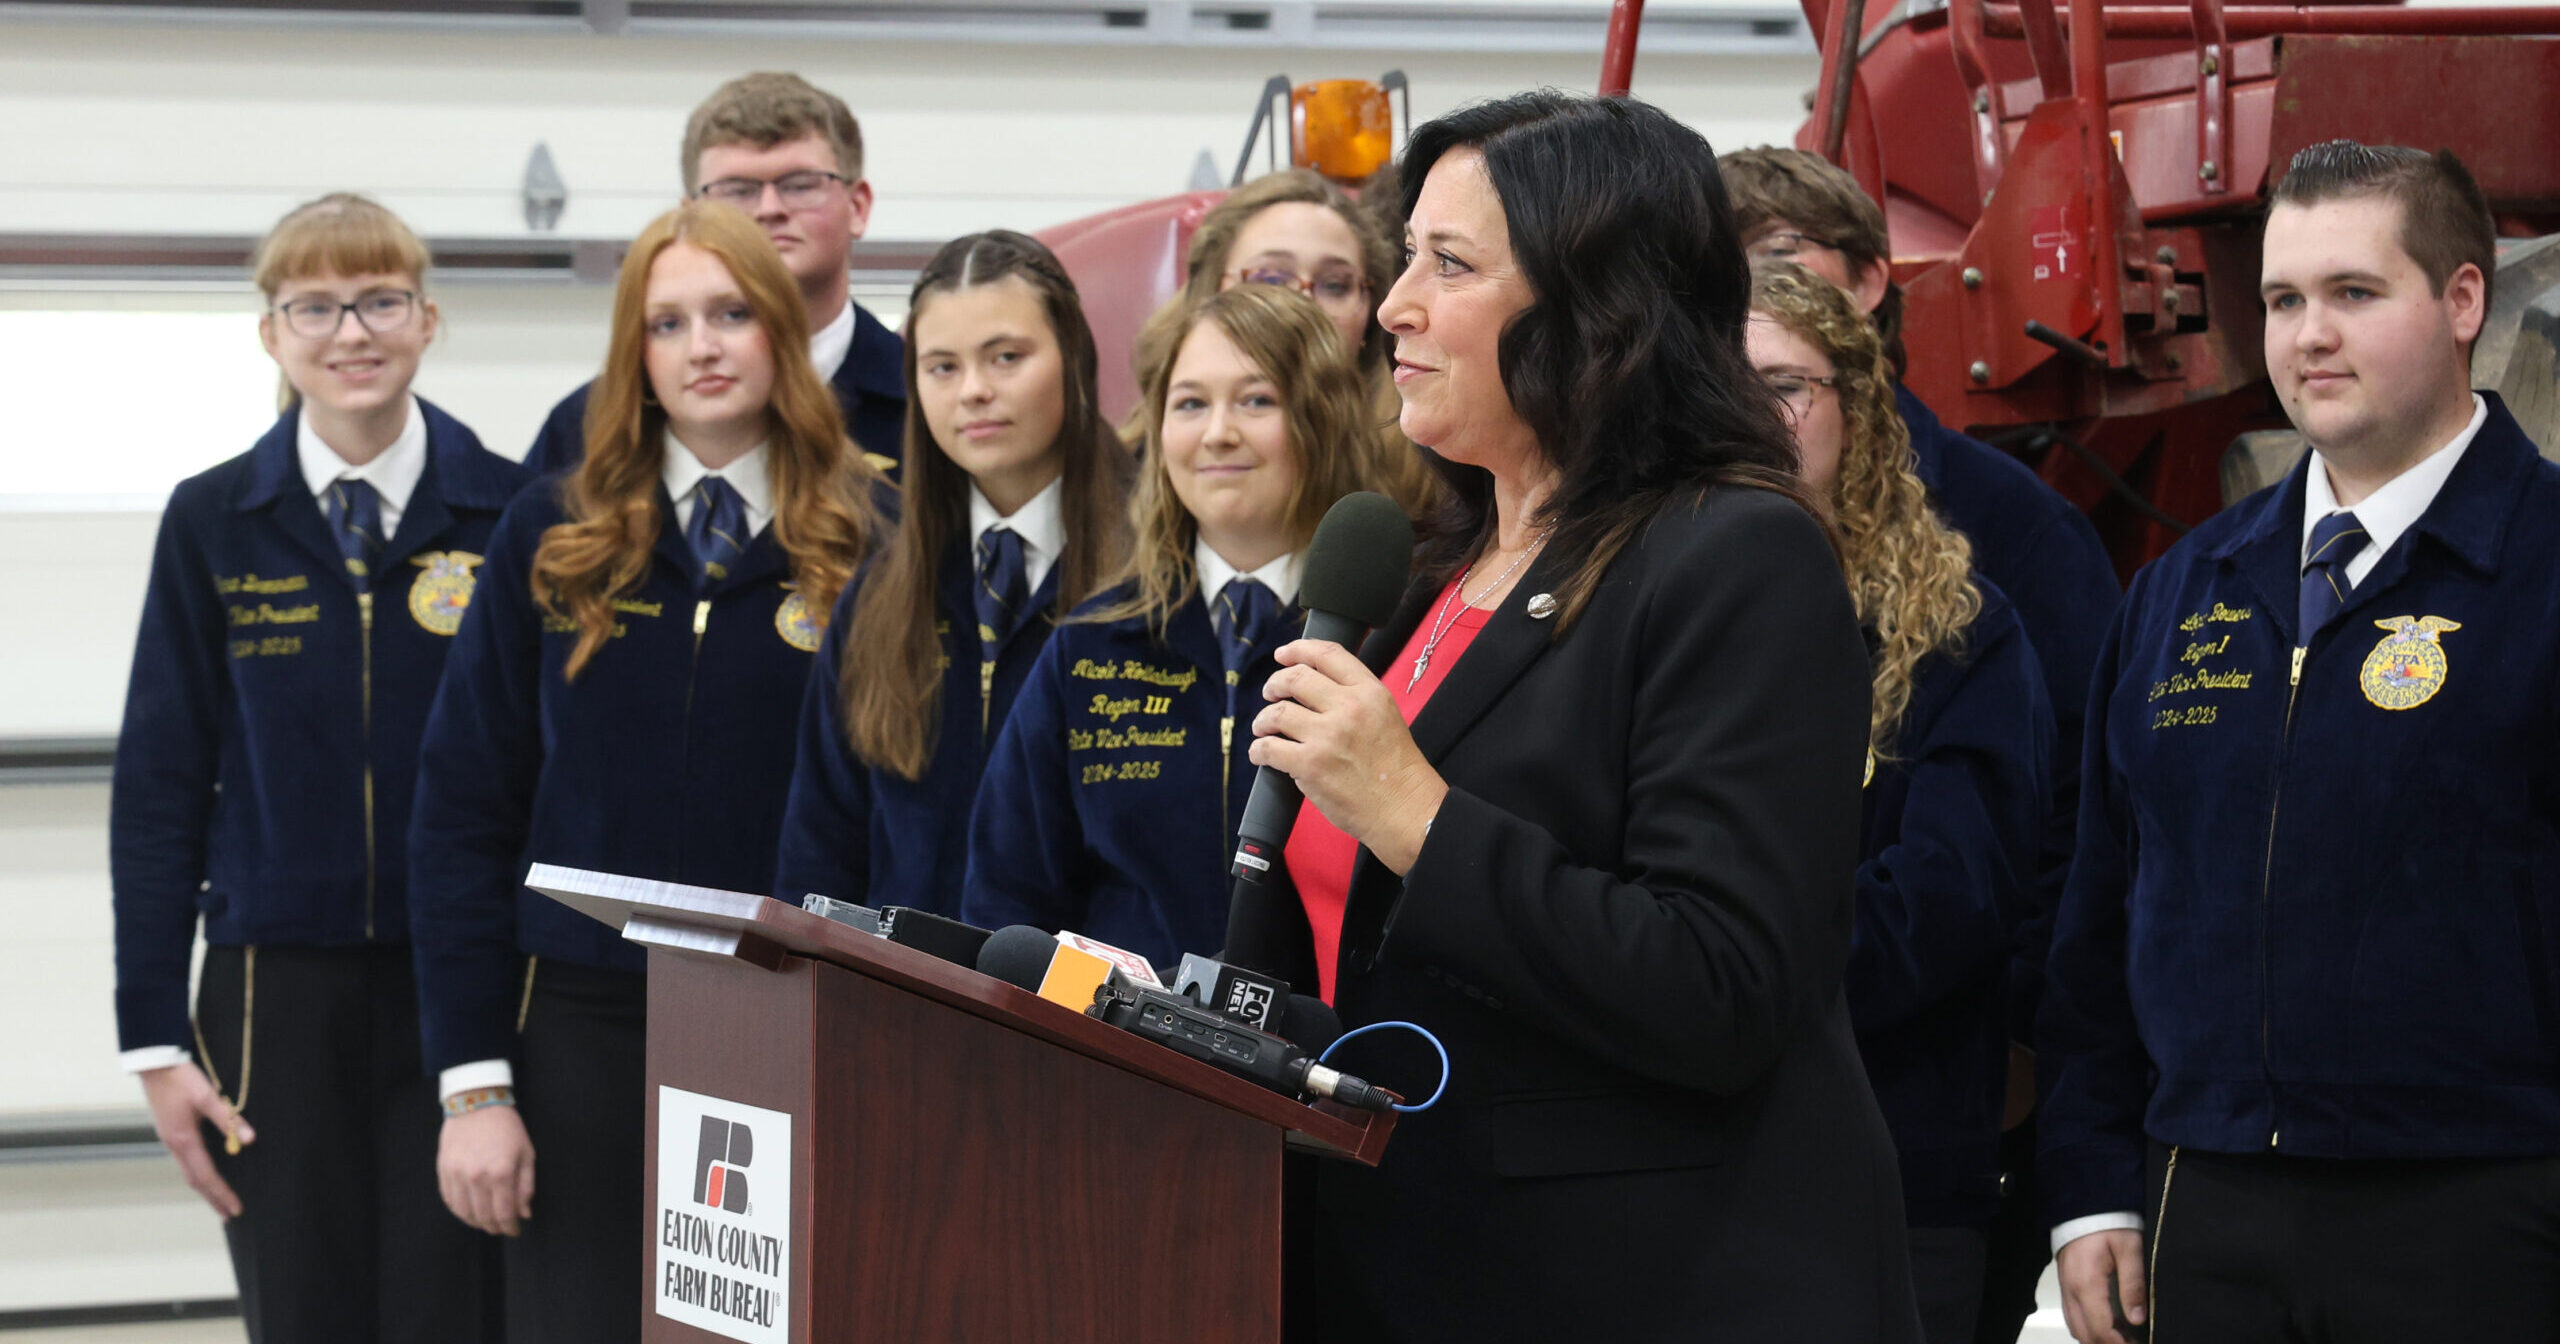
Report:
0,13,1817,1118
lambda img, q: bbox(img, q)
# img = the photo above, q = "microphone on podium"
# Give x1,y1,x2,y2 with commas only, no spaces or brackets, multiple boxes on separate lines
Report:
1227,491,1414,893
973,927,1393,1111
976,925,1139,1014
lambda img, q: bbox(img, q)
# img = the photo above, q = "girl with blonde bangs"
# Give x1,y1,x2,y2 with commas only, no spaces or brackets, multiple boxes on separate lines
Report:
1748,260,2055,1343
113,191,522,1341
409,199,880,1344
962,284,1387,966
1125,169,1441,518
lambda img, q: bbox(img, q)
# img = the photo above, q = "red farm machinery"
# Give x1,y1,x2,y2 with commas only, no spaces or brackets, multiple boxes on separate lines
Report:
1041,0,2560,572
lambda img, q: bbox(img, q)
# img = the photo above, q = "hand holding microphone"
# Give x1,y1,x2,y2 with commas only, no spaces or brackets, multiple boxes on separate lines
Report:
1248,640,1447,879
1227,491,1413,888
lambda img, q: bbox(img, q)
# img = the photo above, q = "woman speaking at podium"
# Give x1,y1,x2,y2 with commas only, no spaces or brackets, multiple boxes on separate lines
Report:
407,200,883,1343
1235,93,1924,1340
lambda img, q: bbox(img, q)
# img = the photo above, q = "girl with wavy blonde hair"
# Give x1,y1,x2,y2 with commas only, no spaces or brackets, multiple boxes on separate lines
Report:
410,199,881,1341
959,283,1388,966
1749,260,2055,1339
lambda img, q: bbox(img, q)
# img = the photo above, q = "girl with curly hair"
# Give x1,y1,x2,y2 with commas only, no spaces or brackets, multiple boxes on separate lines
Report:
1749,261,2055,1344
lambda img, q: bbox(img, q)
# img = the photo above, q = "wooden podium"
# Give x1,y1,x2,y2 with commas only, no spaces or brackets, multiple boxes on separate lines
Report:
526,864,1395,1344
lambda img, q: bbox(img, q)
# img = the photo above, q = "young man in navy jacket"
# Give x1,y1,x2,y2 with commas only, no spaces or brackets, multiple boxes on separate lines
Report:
2041,141,2560,1344
522,72,905,479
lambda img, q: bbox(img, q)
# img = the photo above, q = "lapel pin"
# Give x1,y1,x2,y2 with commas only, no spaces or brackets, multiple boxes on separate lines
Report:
1526,593,1558,620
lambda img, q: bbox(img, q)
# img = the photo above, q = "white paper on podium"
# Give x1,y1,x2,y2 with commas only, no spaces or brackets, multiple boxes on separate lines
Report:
655,1086,794,1344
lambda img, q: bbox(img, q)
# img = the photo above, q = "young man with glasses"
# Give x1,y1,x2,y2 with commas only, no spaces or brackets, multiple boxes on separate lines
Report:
522,72,906,479
1722,144,2124,1344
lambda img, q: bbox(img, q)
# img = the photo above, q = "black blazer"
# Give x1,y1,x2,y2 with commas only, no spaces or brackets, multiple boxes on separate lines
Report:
1239,487,1923,1342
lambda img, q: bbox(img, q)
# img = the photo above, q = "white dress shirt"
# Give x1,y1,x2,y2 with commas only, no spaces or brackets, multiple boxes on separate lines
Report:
1194,541,1302,610
298,395,430,539
968,476,1067,597
661,434,774,539
2300,393,2486,587
808,299,856,384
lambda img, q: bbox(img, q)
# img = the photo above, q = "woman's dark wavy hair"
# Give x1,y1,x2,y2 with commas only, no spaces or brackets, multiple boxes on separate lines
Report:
1398,91,1826,625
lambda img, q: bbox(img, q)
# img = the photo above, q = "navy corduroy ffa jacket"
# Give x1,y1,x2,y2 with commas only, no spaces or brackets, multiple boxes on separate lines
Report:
774,539,1061,914
521,303,906,481
960,582,1293,968
110,401,528,1053
1850,583,2054,1228
407,478,840,1074
2039,394,2560,1228
1897,384,2120,1042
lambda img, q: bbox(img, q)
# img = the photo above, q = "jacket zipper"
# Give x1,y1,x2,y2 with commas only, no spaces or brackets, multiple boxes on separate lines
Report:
683,599,712,716
1220,712,1235,861
2148,1145,2181,1330
2256,646,2308,1149
359,591,377,940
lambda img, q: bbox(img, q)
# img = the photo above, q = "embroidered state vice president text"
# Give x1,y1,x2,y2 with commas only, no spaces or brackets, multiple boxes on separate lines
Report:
1229,91,1922,1342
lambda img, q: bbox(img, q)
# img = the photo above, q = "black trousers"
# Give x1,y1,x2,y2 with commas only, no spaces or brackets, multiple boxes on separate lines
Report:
196,943,501,1344
1972,1118,2050,1344
505,958,647,1344
1908,1225,1988,1344
2143,1141,2560,1343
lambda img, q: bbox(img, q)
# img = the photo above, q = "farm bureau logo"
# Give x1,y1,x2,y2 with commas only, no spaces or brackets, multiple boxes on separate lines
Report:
693,1116,754,1214
657,1087,791,1342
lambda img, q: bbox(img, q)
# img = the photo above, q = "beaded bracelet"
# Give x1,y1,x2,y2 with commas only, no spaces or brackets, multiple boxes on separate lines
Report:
442,1086,517,1119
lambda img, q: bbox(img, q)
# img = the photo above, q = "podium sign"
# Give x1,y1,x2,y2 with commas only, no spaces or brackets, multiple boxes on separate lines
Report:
655,1087,793,1343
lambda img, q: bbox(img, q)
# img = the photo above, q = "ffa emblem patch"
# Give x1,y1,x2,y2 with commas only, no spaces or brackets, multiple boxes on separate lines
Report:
774,589,824,652
2359,615,2460,710
407,552,484,636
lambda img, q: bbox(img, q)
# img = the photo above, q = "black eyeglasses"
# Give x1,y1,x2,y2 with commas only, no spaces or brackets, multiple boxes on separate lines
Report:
697,171,851,211
273,290,419,340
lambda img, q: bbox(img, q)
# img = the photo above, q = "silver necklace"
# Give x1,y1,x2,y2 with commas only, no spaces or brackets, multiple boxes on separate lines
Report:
1407,527,1551,693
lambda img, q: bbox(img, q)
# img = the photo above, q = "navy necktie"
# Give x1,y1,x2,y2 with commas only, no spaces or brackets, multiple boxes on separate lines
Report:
974,527,1030,663
1211,577,1280,717
323,478,384,593
2299,509,2368,640
686,476,749,592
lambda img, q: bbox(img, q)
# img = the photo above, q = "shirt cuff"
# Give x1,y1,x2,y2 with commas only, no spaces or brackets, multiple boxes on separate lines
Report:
2052,1211,2145,1255
439,1059,514,1102
120,1045,192,1074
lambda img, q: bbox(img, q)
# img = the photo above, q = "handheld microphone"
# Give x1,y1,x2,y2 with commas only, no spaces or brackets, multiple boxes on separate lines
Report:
1228,491,1414,890
1173,953,1289,1034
